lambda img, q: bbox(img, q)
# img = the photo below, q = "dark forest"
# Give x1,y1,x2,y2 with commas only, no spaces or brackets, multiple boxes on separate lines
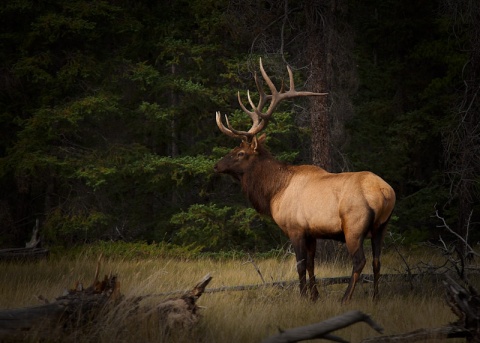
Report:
0,0,478,252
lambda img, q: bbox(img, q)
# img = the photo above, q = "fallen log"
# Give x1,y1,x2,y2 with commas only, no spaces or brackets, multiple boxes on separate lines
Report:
360,326,468,342
262,310,384,343
0,220,48,261
150,272,446,298
0,255,212,341
0,247,49,260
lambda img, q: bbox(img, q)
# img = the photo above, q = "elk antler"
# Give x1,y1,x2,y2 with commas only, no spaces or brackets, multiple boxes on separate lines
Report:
216,58,327,142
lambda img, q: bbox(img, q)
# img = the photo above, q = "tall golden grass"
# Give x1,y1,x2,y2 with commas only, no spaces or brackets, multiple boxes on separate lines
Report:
0,246,474,342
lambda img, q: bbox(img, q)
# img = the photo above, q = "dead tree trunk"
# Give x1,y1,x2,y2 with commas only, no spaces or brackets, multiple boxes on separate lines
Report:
0,256,120,339
441,0,480,260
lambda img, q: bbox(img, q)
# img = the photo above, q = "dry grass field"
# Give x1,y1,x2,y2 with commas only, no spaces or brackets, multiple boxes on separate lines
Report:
0,245,476,342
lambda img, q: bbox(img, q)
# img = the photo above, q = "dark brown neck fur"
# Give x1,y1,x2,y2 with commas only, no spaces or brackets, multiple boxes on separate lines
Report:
239,147,292,216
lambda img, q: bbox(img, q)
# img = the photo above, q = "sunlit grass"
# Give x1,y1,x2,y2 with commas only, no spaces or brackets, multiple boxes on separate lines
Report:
0,246,476,342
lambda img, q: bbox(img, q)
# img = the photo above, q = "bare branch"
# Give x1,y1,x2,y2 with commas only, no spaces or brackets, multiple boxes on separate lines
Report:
243,254,266,284
434,208,479,258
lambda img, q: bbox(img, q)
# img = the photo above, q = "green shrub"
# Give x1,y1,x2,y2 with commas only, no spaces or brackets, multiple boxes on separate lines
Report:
170,203,284,252
43,208,111,246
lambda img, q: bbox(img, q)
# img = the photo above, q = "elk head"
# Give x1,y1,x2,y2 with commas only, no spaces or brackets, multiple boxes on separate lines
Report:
214,58,327,177
213,134,266,180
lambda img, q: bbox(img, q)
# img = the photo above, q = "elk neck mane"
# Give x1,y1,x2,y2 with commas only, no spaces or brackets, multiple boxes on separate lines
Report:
240,145,293,216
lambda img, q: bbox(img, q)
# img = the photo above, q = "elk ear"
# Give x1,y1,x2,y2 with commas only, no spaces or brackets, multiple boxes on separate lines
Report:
251,135,259,152
240,137,249,147
251,133,266,152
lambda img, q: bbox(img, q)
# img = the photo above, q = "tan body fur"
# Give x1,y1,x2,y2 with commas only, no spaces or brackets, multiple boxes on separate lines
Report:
272,166,395,241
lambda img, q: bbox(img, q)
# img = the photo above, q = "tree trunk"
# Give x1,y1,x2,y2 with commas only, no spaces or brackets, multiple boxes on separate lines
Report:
170,63,179,158
304,0,354,263
170,63,179,205
305,0,332,171
305,0,334,263
457,0,479,258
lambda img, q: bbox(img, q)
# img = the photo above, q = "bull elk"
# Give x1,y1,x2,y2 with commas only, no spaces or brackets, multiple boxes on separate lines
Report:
214,59,396,303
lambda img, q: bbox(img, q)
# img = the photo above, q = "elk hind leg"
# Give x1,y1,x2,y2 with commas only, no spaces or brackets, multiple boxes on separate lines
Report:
372,220,389,300
341,210,374,303
342,238,366,304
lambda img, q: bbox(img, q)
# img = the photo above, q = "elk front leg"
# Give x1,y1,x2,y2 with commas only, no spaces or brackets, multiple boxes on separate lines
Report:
306,237,319,301
291,235,308,298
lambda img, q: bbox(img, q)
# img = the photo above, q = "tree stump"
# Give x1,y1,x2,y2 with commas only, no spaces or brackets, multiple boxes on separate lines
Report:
444,276,480,342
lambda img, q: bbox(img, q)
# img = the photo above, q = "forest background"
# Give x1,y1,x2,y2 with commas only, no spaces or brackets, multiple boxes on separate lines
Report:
0,0,478,254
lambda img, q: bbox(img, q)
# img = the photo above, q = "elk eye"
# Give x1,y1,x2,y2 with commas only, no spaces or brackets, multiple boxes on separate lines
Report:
237,151,245,158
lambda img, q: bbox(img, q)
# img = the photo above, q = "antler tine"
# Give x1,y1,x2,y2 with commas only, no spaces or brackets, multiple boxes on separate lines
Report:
216,111,243,140
258,57,279,98
237,91,259,127
216,110,265,142
246,91,257,117
283,63,328,98
253,71,272,108
228,118,266,140
286,64,295,91
283,63,329,98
